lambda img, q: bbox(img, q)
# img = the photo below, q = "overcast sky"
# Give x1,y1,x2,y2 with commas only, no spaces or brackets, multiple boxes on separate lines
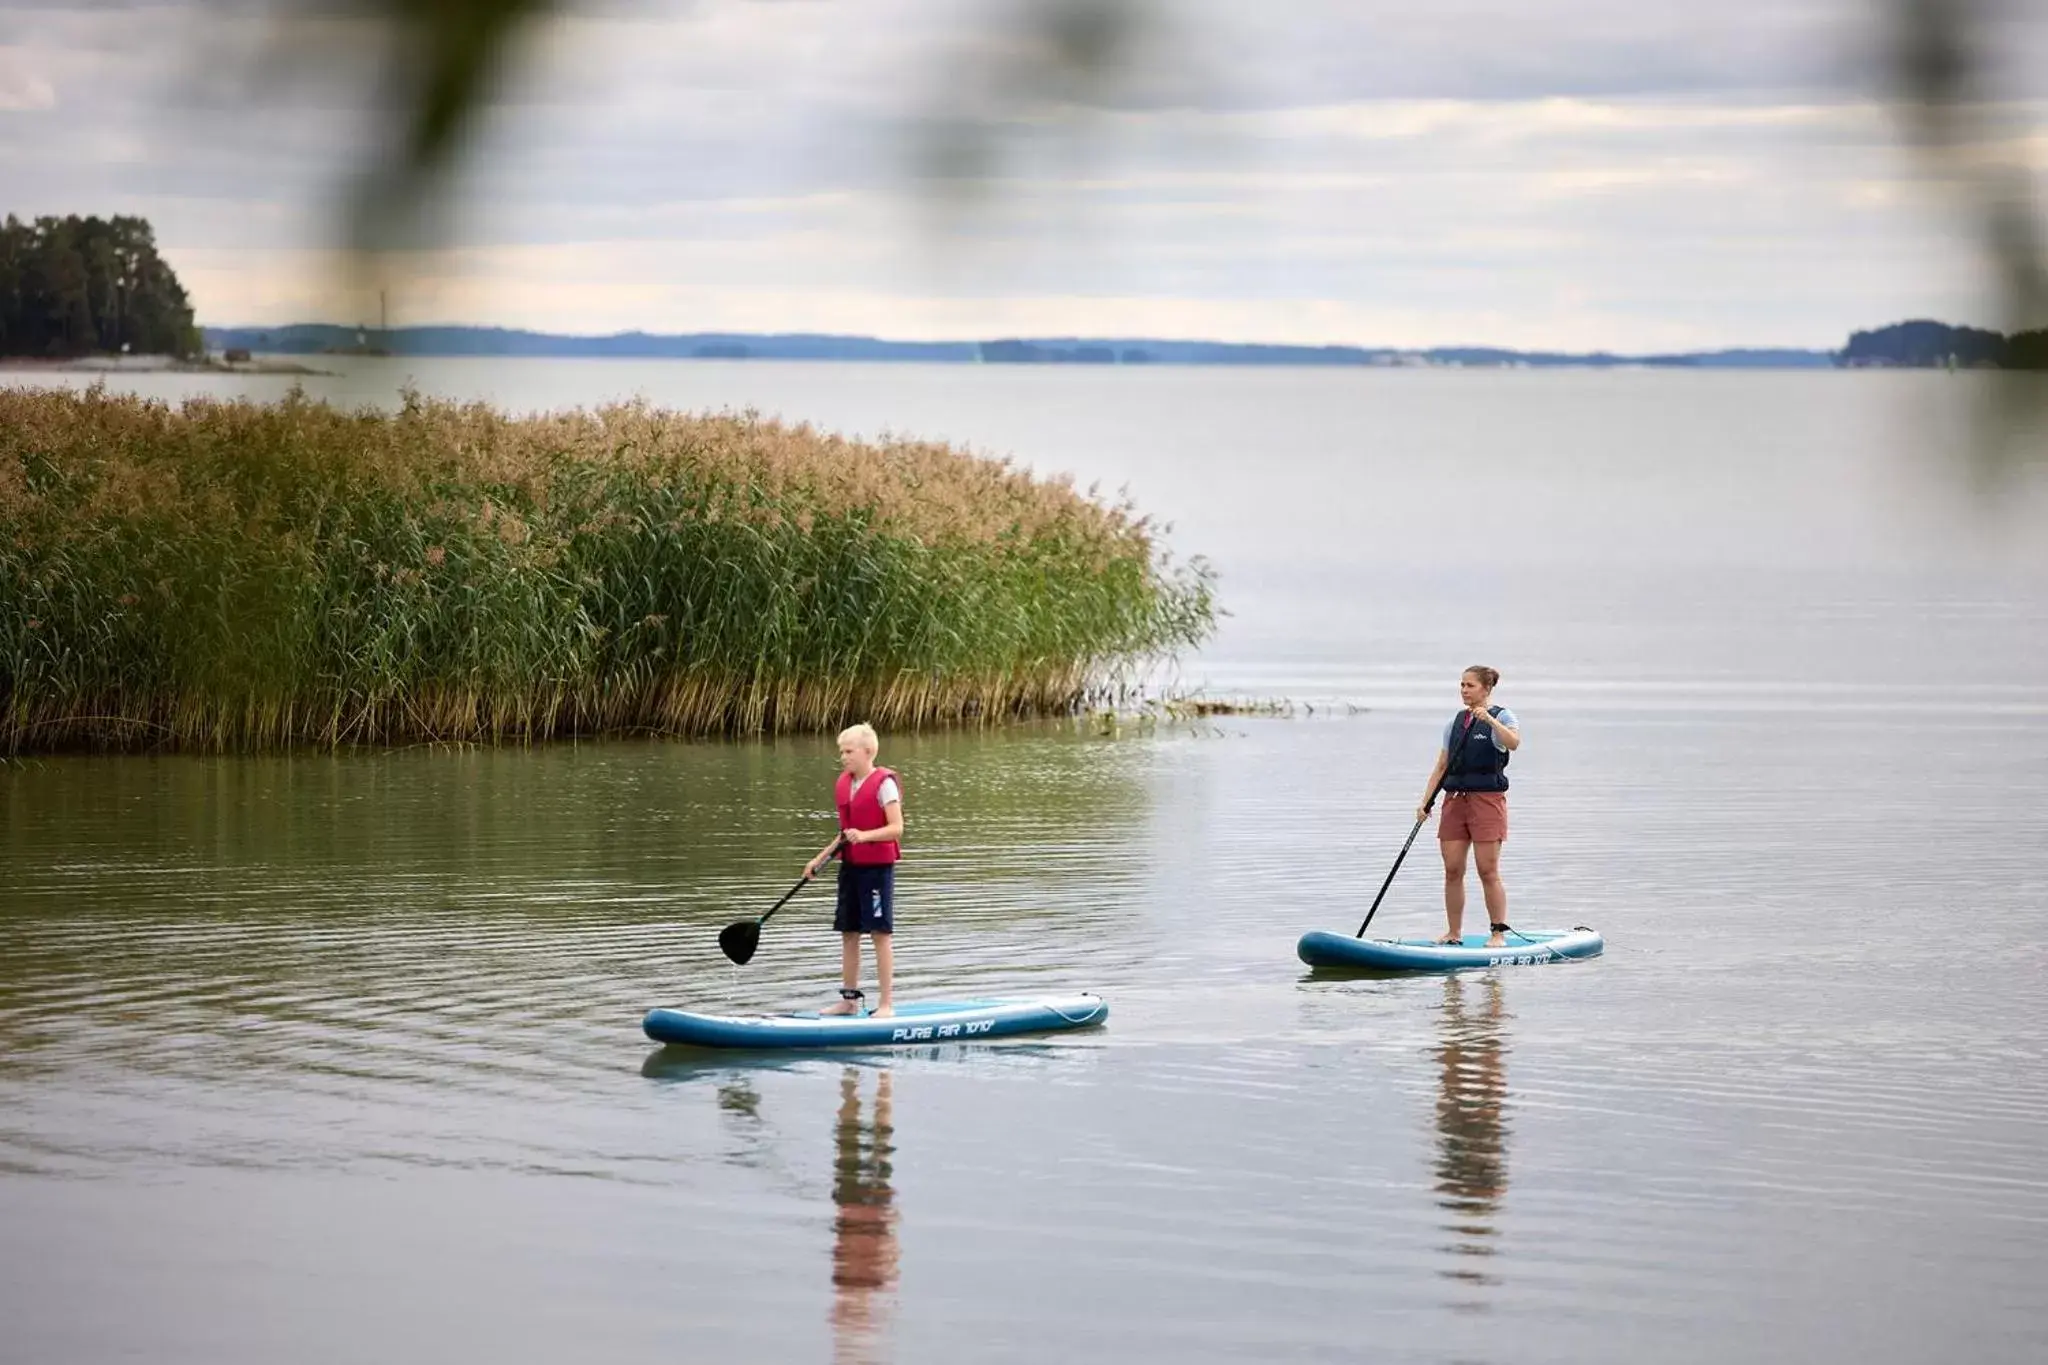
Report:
4,0,2046,348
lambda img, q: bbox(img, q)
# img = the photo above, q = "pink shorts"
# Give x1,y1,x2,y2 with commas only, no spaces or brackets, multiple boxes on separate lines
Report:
1439,791,1508,843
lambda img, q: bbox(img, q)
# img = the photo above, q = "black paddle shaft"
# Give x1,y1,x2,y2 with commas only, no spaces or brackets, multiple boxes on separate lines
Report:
1354,774,1449,938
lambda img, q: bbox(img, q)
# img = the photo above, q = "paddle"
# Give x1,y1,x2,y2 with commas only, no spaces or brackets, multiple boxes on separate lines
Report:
718,837,845,966
1354,768,1450,938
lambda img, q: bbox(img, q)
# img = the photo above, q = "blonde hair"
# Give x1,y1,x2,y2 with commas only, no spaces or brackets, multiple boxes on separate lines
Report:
837,722,879,753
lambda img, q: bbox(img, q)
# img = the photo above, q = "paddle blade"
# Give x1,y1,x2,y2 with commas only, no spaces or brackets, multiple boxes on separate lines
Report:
718,919,762,965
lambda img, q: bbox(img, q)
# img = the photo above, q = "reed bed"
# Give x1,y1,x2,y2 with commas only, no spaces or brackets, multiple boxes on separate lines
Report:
0,387,1215,753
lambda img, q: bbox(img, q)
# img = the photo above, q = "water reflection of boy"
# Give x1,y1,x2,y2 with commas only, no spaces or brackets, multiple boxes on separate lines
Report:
831,1068,898,1365
1434,973,1509,1291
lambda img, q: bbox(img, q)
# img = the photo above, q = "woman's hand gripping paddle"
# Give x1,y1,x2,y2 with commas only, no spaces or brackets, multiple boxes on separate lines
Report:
718,838,844,965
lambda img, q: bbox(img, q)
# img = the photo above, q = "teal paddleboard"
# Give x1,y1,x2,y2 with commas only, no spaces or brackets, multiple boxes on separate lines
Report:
642,994,1108,1049
1298,927,1604,971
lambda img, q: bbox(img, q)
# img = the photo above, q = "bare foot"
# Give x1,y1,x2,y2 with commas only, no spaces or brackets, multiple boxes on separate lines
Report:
821,998,859,1016
871,1004,894,1019
1434,933,1463,946
1485,933,1506,948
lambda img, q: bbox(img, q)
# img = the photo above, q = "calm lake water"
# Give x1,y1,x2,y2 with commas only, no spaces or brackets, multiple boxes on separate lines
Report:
4,362,2047,1364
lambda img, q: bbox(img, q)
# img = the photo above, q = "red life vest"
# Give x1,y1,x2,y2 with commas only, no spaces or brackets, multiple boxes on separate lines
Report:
835,766,901,865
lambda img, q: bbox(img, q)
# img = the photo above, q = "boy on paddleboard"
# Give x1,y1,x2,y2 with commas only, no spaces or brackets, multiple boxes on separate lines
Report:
805,723,902,1017
1416,666,1521,948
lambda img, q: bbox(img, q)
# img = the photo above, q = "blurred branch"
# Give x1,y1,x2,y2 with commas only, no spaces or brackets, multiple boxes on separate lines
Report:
915,0,1158,196
1887,0,2048,481
233,0,1155,239
333,0,561,251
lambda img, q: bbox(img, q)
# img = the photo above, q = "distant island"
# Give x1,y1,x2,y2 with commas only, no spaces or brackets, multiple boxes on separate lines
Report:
0,214,316,372
200,323,1842,370
2,214,201,360
1837,319,2048,369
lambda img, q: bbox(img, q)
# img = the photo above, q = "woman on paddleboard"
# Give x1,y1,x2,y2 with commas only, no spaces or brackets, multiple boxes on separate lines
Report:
1417,666,1521,948
805,723,902,1018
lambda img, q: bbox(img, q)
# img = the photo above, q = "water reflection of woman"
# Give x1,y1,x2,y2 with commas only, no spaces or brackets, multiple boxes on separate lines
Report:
1434,973,1510,1293
831,1067,899,1365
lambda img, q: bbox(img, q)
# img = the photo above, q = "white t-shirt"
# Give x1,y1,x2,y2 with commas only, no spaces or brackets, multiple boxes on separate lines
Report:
851,772,900,809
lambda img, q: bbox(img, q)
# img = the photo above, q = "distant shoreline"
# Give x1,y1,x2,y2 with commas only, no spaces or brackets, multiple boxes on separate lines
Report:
196,324,1841,371
1,355,331,376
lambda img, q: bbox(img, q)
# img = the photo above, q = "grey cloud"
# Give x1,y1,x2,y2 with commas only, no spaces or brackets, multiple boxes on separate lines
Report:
1189,1,1871,106
0,1,1949,118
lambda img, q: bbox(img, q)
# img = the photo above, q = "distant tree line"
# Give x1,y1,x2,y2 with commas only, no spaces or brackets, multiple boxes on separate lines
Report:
1838,319,2048,369
0,215,201,359
978,340,1136,364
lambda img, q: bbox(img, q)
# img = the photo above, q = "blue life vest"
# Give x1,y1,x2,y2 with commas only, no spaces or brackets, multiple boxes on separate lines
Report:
1442,706,1510,793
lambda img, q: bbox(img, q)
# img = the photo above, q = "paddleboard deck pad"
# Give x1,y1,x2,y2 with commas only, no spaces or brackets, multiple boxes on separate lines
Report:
643,993,1108,1049
1297,927,1603,971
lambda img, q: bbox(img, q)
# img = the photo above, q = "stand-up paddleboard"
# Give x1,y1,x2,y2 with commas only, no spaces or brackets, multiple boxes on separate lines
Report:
1297,927,1603,972
642,994,1108,1049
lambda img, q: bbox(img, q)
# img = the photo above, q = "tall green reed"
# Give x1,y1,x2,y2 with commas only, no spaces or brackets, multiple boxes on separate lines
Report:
0,386,1216,752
